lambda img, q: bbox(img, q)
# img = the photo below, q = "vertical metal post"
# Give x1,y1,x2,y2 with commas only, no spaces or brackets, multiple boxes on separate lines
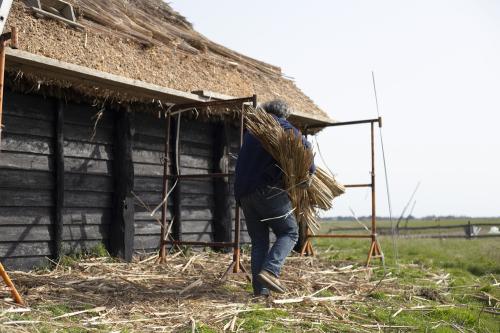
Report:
232,102,247,273
371,122,376,239
159,112,171,263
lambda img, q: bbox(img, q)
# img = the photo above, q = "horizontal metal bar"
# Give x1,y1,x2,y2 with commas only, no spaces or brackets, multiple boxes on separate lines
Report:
168,173,232,179
170,96,255,112
307,117,381,129
163,240,237,247
308,234,373,239
344,183,372,188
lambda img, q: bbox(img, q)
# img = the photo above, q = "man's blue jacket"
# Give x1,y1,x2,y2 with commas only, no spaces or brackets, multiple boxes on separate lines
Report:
234,116,316,200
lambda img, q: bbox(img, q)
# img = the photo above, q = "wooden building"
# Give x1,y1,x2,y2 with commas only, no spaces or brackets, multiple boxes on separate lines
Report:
0,0,332,270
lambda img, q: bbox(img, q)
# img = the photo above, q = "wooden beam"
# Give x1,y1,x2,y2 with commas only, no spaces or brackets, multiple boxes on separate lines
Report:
109,106,135,261
5,49,207,105
53,99,64,260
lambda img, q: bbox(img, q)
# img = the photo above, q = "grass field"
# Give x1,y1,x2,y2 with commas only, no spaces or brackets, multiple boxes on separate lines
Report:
0,222,498,332
311,235,500,332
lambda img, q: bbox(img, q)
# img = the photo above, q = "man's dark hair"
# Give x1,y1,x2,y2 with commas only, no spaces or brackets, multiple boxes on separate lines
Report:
261,99,291,119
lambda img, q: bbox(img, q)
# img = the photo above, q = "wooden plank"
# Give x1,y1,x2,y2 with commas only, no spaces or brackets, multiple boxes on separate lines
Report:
54,99,65,260
134,208,212,222
0,207,53,225
181,233,213,242
64,173,113,192
0,169,54,189
182,221,213,234
133,235,160,251
0,134,53,155
0,151,53,171
3,89,55,121
63,141,113,160
2,114,54,138
132,133,164,152
133,176,163,192
64,191,113,208
132,191,213,207
134,221,161,235
0,241,52,257
62,208,112,225
6,49,206,105
0,189,53,207
64,157,113,175
63,123,113,144
64,103,113,128
62,224,107,240
0,225,52,242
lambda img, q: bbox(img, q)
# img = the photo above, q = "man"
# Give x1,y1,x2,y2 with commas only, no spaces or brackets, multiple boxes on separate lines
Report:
234,99,315,297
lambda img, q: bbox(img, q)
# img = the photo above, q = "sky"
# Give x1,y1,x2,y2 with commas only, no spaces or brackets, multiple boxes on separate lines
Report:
169,0,500,218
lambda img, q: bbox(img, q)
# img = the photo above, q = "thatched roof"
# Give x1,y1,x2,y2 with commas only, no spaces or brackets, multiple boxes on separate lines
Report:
4,0,332,125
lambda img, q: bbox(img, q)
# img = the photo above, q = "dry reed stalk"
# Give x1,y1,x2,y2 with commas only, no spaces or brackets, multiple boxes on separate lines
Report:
244,106,345,231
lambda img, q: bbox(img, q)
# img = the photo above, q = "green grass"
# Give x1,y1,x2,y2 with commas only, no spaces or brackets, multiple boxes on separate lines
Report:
311,234,500,332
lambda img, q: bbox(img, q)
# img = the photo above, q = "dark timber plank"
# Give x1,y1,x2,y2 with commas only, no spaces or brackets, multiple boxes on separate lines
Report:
3,90,55,120
64,157,113,175
0,207,53,225
64,173,113,192
0,242,52,257
64,191,113,208
0,189,53,207
0,152,53,171
0,134,53,155
53,99,65,260
62,224,107,240
64,141,113,160
0,169,54,189
62,208,112,225
2,114,54,138
63,123,113,144
0,225,52,242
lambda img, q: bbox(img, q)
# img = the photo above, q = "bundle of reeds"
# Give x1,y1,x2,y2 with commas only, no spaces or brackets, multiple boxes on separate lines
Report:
244,106,345,231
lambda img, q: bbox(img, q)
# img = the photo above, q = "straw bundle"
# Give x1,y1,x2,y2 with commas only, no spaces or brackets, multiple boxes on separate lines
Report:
244,106,345,231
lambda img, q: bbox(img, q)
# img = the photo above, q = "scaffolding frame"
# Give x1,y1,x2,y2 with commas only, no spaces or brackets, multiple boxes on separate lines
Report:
156,95,257,280
301,117,384,266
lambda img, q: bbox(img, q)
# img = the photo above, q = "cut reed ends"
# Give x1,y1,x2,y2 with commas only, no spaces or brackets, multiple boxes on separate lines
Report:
244,106,345,231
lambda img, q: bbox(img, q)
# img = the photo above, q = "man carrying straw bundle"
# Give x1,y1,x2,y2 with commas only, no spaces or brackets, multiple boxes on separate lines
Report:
235,100,315,297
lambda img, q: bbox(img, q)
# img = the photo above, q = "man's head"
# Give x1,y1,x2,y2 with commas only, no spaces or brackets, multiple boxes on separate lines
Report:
261,99,291,119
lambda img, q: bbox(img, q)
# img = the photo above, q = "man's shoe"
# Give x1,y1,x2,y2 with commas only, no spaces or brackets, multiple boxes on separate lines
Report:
257,270,286,294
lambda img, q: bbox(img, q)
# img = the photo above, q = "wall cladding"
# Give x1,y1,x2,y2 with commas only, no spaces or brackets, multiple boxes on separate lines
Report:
0,90,55,269
0,89,251,269
62,101,114,253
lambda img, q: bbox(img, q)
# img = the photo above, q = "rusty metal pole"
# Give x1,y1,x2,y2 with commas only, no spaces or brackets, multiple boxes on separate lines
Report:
159,112,171,263
232,102,247,273
371,122,376,240
0,262,24,305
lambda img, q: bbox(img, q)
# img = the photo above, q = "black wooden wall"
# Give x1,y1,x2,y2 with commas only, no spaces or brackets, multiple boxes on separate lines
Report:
0,91,56,269
0,88,250,270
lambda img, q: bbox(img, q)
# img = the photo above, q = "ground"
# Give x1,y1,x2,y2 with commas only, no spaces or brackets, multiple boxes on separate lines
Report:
0,224,498,332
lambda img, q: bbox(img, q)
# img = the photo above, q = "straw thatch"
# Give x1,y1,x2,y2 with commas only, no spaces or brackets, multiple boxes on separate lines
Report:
5,0,332,125
244,106,345,231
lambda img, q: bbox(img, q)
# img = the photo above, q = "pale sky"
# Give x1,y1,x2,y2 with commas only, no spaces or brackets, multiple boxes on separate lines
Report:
170,0,500,218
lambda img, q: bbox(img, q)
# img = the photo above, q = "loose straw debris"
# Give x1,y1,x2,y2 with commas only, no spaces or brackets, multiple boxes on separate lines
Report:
244,106,345,231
